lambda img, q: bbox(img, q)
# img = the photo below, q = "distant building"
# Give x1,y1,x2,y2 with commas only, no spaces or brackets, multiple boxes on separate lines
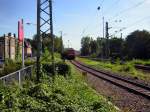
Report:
0,33,16,60
0,33,32,61
24,40,32,57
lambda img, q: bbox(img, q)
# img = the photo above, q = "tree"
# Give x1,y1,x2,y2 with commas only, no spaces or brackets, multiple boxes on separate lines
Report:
90,39,98,54
125,30,150,59
31,33,63,56
81,36,91,56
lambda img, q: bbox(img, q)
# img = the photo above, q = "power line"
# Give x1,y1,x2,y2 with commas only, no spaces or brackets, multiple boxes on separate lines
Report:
99,0,105,7
111,15,150,36
109,0,147,21
104,0,121,15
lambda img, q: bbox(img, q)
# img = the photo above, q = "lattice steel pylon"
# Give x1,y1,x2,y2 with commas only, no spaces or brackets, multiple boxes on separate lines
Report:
37,0,55,81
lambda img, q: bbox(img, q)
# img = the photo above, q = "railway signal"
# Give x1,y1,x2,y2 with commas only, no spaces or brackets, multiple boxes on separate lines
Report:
105,22,112,59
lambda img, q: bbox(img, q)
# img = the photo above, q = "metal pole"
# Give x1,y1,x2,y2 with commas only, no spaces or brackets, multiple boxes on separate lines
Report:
49,0,55,76
105,22,109,59
18,70,21,86
68,40,69,48
121,33,123,39
36,0,41,81
101,16,105,59
22,19,25,68
103,17,105,39
60,31,63,54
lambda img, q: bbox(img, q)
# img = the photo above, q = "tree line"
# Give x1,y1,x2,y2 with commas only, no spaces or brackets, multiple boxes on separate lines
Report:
81,30,150,60
27,33,63,56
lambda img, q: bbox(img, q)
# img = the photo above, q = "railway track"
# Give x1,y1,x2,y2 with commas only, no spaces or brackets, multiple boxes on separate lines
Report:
71,60,150,100
80,57,150,72
135,64,150,72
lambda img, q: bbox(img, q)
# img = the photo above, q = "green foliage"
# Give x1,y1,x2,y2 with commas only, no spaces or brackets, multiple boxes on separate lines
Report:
131,59,150,66
81,30,150,60
42,62,71,77
56,62,71,76
1,59,21,76
0,59,35,77
24,59,35,66
125,30,150,59
32,34,63,55
0,63,117,112
78,57,150,82
42,63,53,75
41,47,52,63
41,47,61,63
90,53,97,58
81,36,92,56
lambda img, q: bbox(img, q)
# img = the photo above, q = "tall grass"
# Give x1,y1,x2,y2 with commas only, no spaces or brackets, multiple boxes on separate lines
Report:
77,57,150,82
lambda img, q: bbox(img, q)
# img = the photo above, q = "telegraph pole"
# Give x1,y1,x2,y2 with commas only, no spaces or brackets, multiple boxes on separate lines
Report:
60,31,63,54
105,22,109,59
121,33,123,39
68,40,69,48
102,16,105,59
36,0,55,81
103,17,105,39
49,0,55,76
37,0,41,81
97,6,105,59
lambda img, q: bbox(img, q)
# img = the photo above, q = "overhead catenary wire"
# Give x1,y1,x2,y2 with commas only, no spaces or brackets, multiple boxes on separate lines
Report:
99,0,105,7
81,0,106,38
104,0,121,15
109,0,148,21
111,15,150,36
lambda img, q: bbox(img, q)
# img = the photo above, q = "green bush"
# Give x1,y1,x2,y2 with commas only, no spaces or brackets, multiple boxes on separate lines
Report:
42,62,71,77
4,59,14,66
42,63,53,74
25,60,35,67
0,64,117,112
0,59,35,77
56,62,71,77
2,59,21,76
90,53,97,58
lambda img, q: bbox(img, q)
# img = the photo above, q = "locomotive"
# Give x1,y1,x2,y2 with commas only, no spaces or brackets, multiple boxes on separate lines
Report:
61,48,76,60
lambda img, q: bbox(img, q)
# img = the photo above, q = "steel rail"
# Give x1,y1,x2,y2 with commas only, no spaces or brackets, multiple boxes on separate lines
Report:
71,60,150,100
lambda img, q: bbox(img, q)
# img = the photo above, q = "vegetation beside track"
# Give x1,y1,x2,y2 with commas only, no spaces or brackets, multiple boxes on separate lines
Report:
0,60,117,111
77,57,150,82
0,58,35,77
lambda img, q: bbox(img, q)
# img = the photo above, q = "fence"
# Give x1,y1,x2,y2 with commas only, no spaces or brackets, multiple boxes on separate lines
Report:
0,65,33,86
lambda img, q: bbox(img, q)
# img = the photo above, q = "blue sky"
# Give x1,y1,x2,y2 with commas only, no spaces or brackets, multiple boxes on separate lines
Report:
0,0,150,50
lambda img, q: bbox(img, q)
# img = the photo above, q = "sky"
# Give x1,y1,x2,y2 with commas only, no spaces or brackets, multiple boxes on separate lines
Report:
0,0,150,50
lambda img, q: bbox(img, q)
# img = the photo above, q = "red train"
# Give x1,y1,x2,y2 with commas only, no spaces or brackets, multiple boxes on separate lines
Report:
61,48,76,60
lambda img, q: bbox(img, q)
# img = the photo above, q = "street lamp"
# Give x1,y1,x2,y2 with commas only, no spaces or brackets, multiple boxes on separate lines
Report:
97,6,105,59
97,6,105,39
26,22,37,26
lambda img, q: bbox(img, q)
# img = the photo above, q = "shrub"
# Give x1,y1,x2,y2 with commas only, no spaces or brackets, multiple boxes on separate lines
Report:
2,59,21,75
3,65,18,75
118,63,134,72
56,62,71,77
42,63,53,75
90,53,97,58
4,59,14,66
25,60,35,67
42,62,71,77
